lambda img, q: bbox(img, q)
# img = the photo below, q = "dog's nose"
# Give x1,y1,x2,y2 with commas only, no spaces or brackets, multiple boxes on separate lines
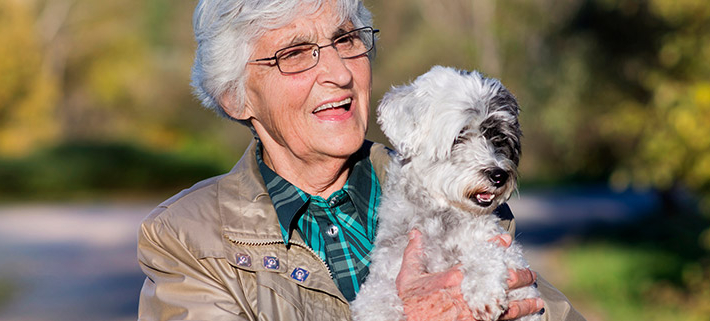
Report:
487,168,509,187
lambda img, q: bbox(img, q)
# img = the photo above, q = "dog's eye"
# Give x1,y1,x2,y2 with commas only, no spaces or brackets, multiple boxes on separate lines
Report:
453,127,470,146
491,136,511,155
489,132,521,165
453,136,465,146
482,124,519,161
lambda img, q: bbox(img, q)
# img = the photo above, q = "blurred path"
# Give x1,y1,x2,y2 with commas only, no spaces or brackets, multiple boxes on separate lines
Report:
510,186,660,245
508,186,660,292
0,186,659,320
0,202,155,321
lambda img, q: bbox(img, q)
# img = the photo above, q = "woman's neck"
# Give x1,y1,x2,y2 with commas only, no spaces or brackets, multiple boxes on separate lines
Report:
260,140,352,199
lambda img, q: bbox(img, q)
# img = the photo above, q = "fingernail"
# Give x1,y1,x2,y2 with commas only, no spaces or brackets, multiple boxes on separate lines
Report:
536,298,544,310
508,269,516,281
502,234,512,244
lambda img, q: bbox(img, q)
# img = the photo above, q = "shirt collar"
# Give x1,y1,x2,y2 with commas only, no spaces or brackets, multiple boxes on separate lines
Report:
255,141,375,244
340,147,377,233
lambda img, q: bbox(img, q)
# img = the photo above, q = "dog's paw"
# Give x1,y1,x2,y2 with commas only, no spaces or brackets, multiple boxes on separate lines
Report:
461,277,508,321
469,298,507,321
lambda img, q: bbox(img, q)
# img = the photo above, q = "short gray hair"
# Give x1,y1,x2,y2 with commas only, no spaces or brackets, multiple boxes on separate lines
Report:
191,0,373,121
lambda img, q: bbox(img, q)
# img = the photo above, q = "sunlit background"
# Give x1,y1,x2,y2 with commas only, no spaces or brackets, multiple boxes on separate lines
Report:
1,0,709,320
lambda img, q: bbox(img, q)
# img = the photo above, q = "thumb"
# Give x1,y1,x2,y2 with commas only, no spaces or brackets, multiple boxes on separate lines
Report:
396,229,425,285
489,233,512,248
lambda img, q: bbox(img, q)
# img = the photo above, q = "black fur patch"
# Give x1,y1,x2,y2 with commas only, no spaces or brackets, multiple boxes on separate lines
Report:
480,88,522,165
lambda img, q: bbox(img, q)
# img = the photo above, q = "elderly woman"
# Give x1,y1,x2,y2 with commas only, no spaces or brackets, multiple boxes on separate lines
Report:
137,0,584,320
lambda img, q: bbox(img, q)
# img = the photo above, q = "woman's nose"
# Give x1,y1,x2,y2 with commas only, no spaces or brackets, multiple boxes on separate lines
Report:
315,47,353,87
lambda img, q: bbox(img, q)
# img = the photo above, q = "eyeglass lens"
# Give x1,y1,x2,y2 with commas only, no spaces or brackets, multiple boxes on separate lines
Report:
275,28,374,73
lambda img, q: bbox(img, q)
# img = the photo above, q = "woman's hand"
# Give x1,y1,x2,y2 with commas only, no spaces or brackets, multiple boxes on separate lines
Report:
490,234,545,320
395,230,544,321
395,229,475,321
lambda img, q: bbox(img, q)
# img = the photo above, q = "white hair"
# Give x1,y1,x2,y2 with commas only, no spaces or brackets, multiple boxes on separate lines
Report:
191,0,373,121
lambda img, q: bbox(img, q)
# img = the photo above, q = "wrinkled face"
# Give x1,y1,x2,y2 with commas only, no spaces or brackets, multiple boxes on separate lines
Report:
377,67,521,214
229,2,371,162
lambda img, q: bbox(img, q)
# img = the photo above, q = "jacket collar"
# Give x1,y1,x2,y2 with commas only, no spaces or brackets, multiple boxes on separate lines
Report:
218,139,284,243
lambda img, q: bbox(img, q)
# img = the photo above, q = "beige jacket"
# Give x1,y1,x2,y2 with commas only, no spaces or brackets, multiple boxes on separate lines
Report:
137,140,585,321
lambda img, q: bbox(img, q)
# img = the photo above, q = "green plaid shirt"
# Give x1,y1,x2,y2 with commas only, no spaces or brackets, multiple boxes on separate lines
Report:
256,142,380,302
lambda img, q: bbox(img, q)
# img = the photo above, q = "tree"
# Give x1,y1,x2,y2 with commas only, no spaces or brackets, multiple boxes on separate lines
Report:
0,0,60,155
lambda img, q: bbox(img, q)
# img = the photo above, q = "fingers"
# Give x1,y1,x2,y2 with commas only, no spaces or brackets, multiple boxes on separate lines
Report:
499,298,544,320
507,268,537,289
488,233,512,248
432,265,464,288
397,229,464,298
396,229,424,286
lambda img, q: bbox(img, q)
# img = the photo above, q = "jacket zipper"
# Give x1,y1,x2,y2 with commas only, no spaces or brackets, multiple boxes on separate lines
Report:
289,239,333,279
225,236,333,279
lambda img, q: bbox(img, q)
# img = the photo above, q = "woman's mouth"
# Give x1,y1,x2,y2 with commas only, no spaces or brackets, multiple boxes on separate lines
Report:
313,97,352,116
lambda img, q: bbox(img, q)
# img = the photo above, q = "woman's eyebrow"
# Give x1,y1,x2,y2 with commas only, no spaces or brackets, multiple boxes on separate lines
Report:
284,34,316,47
281,24,354,47
330,25,353,39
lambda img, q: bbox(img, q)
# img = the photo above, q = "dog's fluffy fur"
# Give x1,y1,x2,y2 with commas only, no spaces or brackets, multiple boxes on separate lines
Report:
351,66,540,321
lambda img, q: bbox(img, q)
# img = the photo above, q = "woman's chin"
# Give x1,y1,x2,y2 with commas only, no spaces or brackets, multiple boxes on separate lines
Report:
316,133,366,159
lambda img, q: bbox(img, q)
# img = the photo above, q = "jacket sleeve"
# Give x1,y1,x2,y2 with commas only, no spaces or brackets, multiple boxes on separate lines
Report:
137,213,251,321
498,204,587,321
537,276,587,321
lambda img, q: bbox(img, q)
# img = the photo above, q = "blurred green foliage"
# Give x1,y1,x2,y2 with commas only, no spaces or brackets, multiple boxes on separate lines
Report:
562,210,710,320
0,0,251,158
1,0,708,200
368,0,710,204
0,141,226,200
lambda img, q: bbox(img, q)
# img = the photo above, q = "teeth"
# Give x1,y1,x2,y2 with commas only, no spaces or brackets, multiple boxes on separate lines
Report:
476,193,495,203
314,98,352,113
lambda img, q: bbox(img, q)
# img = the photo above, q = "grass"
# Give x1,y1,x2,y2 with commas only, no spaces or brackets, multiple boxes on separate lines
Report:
0,279,15,309
559,210,710,321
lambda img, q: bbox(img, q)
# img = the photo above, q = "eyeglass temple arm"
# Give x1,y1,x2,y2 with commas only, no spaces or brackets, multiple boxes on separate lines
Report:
249,57,276,63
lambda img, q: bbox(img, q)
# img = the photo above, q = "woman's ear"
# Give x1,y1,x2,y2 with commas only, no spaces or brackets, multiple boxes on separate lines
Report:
219,91,254,120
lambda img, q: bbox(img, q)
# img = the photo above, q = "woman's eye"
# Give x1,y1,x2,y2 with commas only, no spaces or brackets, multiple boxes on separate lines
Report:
279,47,310,61
335,34,355,47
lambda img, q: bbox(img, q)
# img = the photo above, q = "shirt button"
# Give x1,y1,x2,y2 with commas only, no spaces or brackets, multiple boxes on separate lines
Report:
329,199,337,206
326,224,339,237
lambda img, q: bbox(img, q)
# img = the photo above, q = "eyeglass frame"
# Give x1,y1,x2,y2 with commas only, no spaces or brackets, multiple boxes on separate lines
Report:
248,26,379,74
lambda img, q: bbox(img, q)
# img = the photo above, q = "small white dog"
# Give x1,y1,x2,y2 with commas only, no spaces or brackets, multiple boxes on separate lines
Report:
351,66,540,321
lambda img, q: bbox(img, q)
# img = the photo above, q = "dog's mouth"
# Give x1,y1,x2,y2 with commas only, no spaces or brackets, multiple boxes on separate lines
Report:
470,192,496,207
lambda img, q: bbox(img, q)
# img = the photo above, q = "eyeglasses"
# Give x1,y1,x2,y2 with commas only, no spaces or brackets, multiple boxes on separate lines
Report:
249,27,379,74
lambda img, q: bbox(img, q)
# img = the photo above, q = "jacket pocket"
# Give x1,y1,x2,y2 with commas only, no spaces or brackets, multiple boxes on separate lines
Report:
256,271,304,321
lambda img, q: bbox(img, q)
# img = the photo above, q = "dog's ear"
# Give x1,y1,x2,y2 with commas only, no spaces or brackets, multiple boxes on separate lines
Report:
377,66,464,161
378,66,491,162
481,86,522,165
377,82,421,159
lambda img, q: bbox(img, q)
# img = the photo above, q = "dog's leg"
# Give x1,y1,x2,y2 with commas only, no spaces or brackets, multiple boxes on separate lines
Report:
350,233,408,321
502,242,543,321
459,243,509,320
454,216,510,321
